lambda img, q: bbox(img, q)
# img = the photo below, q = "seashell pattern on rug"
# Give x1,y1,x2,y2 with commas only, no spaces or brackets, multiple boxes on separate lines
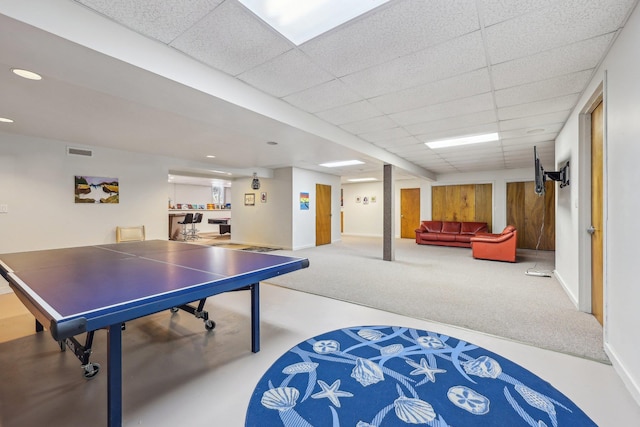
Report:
246,326,597,427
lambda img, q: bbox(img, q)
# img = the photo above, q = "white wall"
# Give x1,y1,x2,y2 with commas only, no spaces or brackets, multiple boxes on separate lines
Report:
0,132,169,253
229,167,340,250
291,168,341,250
555,3,640,404
341,181,384,237
167,183,213,208
230,168,293,249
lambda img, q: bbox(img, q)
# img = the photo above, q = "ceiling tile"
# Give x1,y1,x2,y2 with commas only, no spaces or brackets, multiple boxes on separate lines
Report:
501,133,558,148
390,93,494,126
340,115,397,135
237,50,334,97
500,123,565,139
485,0,636,64
491,33,614,89
341,31,487,98
500,111,570,131
480,0,556,26
495,70,593,107
498,94,579,120
368,68,492,115
315,101,382,126
170,0,292,76
300,0,481,77
74,0,223,43
283,79,363,113
406,110,497,136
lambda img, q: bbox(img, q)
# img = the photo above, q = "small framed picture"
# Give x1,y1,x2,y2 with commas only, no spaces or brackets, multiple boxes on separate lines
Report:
261,192,267,203
244,193,255,206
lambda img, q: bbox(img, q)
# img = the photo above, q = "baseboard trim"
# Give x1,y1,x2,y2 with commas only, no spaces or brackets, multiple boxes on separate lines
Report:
605,342,640,407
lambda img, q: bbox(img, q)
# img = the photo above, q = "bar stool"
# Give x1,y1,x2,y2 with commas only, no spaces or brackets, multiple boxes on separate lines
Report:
178,213,194,241
189,213,203,239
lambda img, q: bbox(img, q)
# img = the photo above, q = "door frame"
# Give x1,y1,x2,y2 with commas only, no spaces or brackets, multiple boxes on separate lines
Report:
578,79,607,316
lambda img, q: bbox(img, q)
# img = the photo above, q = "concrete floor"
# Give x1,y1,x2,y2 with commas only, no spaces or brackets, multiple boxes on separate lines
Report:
0,284,638,426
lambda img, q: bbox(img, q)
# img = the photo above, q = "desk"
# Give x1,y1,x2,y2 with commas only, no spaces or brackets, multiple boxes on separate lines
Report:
208,217,231,234
0,240,309,427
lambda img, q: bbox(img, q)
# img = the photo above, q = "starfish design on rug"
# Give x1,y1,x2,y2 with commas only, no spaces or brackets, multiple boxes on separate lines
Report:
407,358,447,383
311,379,354,407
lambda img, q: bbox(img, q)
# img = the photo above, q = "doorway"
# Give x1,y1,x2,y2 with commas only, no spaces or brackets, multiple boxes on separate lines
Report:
591,101,604,325
316,184,332,246
400,188,420,238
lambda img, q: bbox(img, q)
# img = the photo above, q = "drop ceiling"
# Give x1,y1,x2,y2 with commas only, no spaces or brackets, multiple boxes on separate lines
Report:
1,0,637,184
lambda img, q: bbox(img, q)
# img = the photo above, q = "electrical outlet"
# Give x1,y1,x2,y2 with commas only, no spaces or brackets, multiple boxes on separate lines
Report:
0,204,8,213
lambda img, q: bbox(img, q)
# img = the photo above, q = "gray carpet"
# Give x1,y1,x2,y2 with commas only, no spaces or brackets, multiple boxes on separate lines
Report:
265,236,608,363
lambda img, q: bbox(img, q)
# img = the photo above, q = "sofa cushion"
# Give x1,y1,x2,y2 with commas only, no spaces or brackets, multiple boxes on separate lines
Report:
455,235,472,243
461,222,488,234
422,221,442,233
421,233,439,241
437,233,456,242
441,222,461,234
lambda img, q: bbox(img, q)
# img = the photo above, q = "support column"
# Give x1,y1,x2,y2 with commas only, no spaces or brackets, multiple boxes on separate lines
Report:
383,164,395,261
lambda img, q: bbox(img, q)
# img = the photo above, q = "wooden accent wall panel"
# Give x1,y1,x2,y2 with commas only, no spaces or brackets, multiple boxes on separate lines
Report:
432,186,447,221
474,184,493,232
431,184,492,232
507,181,555,250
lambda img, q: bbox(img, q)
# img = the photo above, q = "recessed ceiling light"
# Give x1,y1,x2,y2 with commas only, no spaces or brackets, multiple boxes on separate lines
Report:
425,132,499,149
206,155,216,158
319,160,365,168
347,177,376,182
526,128,545,134
11,68,42,80
239,0,390,45
0,117,14,123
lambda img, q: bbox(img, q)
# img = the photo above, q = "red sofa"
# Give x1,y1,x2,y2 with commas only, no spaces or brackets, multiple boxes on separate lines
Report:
470,225,518,262
415,221,488,248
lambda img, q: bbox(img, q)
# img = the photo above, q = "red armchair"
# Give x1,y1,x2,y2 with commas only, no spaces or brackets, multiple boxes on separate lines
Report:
470,225,517,262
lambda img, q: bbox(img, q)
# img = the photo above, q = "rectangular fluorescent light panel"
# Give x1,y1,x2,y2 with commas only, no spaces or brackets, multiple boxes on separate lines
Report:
425,132,500,149
239,0,390,45
347,178,377,182
319,160,364,168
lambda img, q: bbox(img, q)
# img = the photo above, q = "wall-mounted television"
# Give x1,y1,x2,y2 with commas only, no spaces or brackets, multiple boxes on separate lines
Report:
533,146,569,195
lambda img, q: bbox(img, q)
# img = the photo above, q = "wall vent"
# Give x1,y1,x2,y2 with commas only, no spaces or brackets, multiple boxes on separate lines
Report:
67,147,93,157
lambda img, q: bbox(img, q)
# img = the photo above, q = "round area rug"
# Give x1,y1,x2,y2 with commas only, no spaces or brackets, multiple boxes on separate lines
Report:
246,326,596,426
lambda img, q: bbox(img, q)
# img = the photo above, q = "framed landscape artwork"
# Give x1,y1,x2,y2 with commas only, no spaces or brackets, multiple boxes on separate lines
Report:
74,176,119,204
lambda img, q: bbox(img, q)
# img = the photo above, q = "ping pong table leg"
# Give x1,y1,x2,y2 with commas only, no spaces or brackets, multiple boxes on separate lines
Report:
107,324,123,427
251,283,260,353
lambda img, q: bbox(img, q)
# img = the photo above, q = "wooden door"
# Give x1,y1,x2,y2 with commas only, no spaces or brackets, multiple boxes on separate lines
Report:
400,188,420,238
316,184,332,246
591,101,604,325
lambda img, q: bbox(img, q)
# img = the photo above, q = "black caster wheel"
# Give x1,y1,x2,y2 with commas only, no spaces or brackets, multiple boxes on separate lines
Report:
204,320,216,330
83,362,101,379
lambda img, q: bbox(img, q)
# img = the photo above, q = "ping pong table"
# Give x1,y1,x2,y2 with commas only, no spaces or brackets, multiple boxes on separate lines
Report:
0,240,309,427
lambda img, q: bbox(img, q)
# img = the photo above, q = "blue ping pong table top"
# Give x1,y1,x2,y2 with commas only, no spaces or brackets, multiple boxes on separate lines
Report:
0,240,308,337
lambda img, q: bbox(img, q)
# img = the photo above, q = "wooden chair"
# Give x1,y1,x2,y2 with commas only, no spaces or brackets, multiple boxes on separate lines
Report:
115,225,146,243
